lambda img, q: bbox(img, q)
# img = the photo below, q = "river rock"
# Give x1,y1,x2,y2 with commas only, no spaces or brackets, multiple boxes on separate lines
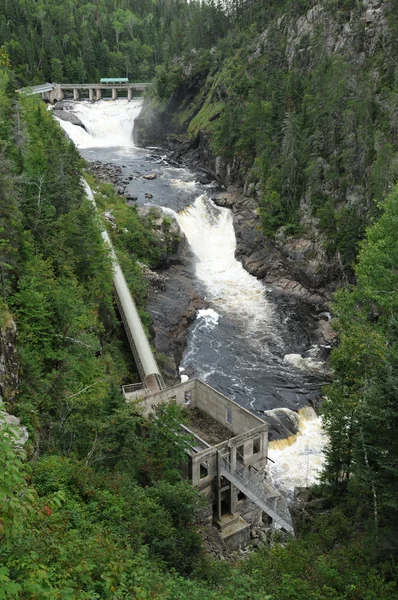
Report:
137,262,168,292
262,407,300,440
147,267,208,383
212,191,235,208
143,173,157,180
88,161,122,185
53,109,87,131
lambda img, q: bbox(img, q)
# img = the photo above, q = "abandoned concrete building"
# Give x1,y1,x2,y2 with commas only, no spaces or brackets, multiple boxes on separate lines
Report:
123,378,294,550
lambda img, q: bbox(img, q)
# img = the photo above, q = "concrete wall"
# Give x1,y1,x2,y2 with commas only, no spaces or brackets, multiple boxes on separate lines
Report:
195,380,264,435
138,379,266,439
226,426,268,472
138,379,198,417
191,446,217,498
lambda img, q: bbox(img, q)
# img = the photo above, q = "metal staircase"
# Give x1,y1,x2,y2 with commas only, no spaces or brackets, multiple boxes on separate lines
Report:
221,457,294,534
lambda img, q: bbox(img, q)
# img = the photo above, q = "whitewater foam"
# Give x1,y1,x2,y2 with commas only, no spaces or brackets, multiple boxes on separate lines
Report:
283,353,326,374
267,407,327,498
55,99,143,148
177,196,277,344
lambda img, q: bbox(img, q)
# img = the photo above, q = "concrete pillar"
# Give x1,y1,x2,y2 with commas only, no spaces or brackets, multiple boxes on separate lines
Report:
96,88,102,101
243,440,252,464
89,87,94,102
73,88,79,101
54,86,64,102
127,87,133,102
230,446,237,471
192,460,200,486
262,430,268,461
216,451,222,520
230,483,236,514
112,87,117,101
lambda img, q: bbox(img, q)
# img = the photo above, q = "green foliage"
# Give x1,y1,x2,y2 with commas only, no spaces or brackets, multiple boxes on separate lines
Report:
1,1,398,597
0,0,233,86
0,411,35,548
149,5,398,271
323,184,398,541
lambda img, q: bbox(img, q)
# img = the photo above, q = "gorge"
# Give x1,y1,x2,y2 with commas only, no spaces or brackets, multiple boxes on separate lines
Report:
55,98,328,496
2,0,398,596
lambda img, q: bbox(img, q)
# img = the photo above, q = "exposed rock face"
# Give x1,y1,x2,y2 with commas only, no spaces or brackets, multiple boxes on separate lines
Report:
53,103,87,130
211,189,336,306
147,266,208,384
282,1,387,66
134,71,208,147
0,313,27,447
0,314,19,404
135,208,208,383
0,411,28,447
137,205,188,269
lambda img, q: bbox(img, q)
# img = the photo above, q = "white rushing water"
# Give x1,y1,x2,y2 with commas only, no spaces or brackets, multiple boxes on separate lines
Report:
267,407,327,499
55,99,143,148
53,99,327,498
177,195,280,347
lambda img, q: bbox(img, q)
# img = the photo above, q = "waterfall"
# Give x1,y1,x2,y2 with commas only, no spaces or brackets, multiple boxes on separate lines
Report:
55,99,143,148
53,99,328,497
267,407,327,499
177,195,279,349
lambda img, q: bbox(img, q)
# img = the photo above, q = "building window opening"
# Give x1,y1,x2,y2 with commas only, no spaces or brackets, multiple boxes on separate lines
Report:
226,407,232,424
221,493,231,516
184,390,192,406
200,462,208,479
253,437,261,455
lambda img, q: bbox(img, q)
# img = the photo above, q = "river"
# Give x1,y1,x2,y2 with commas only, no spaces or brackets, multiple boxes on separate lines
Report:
55,98,327,498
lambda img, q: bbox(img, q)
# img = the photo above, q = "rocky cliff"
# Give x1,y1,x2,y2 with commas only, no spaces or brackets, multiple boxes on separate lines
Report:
0,310,19,404
135,0,394,304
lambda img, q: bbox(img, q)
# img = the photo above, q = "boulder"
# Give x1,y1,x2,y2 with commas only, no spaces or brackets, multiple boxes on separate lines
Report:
53,109,87,131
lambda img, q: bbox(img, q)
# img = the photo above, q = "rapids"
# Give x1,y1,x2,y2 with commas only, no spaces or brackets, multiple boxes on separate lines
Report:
55,98,328,494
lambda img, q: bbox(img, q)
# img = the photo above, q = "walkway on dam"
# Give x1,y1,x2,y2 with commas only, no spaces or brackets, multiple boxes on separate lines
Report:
18,82,149,102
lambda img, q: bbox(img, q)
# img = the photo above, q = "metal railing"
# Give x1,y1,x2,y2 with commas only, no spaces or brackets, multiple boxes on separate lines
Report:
55,83,149,89
221,456,294,534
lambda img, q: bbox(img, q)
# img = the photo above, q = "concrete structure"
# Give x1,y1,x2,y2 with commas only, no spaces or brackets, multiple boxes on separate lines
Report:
135,378,294,548
17,82,149,103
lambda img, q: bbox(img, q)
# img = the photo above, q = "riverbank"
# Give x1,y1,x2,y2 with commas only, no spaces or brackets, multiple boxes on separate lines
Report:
88,157,336,360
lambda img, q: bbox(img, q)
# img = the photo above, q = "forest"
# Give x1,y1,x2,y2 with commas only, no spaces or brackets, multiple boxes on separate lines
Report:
1,0,398,598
